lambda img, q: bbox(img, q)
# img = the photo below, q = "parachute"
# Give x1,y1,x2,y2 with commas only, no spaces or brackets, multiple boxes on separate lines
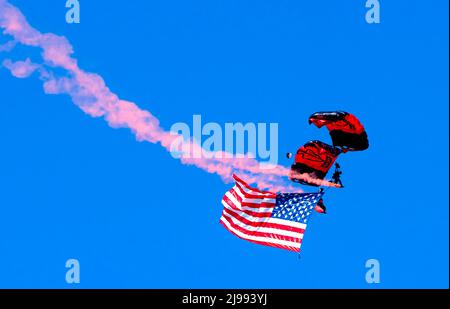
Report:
289,140,342,186
309,111,369,151
286,111,369,214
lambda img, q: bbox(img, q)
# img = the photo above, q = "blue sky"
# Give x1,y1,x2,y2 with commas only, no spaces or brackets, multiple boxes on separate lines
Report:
0,0,448,288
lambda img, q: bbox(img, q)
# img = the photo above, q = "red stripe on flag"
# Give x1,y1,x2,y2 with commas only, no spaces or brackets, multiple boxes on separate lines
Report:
221,206,305,234
220,214,302,244
234,181,276,200
222,195,272,218
220,219,300,252
228,187,276,208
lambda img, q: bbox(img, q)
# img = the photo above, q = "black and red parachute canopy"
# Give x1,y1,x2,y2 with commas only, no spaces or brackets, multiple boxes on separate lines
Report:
309,111,369,151
290,140,341,186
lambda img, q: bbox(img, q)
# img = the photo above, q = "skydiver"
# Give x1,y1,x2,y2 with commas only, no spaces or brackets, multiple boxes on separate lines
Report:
331,163,344,187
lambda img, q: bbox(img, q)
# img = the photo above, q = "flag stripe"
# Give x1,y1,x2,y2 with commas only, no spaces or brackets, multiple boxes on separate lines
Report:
231,185,276,206
221,200,306,232
221,215,301,244
222,195,272,218
220,218,301,252
234,181,277,201
221,210,303,239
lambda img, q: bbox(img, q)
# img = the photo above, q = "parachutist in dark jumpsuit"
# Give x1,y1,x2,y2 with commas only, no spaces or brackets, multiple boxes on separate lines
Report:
331,163,344,187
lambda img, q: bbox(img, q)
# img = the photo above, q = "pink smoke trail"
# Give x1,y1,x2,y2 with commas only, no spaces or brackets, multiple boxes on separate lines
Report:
2,58,39,78
0,0,338,192
0,39,15,51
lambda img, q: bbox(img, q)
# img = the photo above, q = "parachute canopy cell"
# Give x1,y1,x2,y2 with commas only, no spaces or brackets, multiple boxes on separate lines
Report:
308,111,369,151
290,140,341,186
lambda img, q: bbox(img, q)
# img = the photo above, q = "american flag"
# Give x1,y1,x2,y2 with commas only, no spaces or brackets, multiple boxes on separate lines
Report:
220,174,323,252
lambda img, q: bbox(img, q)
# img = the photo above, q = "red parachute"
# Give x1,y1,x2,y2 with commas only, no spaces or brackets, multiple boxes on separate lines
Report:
285,111,369,215
289,140,342,186
309,111,369,151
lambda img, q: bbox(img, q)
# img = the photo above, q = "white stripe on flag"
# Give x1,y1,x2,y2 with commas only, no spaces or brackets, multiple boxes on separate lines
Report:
221,211,304,239
220,217,301,250
231,185,276,204
225,191,274,211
